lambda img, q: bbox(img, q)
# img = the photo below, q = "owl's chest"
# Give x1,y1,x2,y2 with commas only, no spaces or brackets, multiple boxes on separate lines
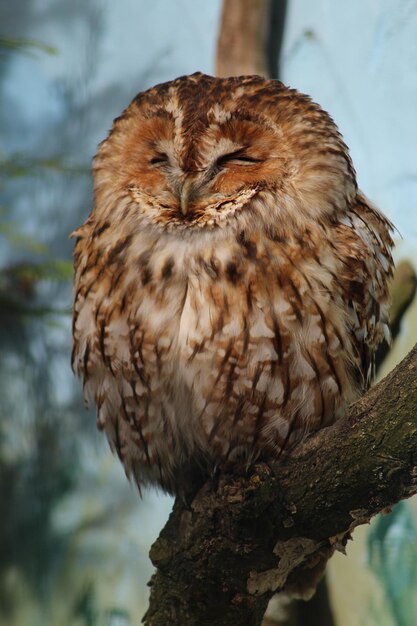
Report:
139,242,346,389
133,252,265,386
134,238,358,438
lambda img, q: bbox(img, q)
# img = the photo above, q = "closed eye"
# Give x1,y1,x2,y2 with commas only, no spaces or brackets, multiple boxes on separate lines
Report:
216,149,263,168
150,153,169,165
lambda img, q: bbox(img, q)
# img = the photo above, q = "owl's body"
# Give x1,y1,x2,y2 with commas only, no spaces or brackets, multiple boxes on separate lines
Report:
72,73,393,495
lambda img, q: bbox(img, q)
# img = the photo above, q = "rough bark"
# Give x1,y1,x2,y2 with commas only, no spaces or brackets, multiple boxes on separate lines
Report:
143,344,417,626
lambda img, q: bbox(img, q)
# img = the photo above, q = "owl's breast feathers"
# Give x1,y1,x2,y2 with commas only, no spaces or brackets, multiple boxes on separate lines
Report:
72,193,393,494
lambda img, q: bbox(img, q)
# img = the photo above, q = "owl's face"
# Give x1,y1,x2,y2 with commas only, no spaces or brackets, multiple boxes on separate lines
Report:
93,73,357,235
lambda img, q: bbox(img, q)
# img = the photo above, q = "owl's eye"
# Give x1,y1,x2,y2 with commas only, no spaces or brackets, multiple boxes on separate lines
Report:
216,150,262,168
150,153,169,166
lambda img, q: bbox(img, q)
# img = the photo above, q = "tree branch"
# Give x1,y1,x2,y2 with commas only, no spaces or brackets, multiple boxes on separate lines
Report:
143,344,417,626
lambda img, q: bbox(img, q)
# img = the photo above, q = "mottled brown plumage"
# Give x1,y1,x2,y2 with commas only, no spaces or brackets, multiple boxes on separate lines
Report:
72,73,394,495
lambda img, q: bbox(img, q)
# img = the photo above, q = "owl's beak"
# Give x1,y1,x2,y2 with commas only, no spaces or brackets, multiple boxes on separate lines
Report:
180,176,197,216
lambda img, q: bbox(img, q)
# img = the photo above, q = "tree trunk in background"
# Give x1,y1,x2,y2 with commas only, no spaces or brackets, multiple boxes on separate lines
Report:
216,0,271,77
265,0,288,79
214,3,417,626
215,0,287,79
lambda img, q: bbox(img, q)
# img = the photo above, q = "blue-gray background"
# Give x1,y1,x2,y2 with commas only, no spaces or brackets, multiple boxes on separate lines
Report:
1,2,416,625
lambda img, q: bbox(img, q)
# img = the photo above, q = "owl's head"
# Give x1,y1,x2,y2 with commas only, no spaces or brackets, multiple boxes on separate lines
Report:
93,73,357,235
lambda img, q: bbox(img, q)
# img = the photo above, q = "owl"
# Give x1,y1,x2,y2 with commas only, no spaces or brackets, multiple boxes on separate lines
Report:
72,72,394,497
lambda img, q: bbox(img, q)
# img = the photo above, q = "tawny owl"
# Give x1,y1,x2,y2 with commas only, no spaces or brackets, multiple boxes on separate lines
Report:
72,72,394,497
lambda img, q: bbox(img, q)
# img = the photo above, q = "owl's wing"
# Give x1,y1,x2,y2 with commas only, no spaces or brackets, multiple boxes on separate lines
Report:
334,194,394,389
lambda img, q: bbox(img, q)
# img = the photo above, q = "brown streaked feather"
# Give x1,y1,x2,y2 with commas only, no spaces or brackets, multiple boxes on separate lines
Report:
71,73,394,495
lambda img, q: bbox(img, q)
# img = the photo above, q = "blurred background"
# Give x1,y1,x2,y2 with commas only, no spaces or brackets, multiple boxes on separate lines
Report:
1,1,416,625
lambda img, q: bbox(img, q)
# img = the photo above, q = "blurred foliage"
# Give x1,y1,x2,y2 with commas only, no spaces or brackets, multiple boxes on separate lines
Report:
0,23,149,625
0,36,57,57
367,502,417,626
0,153,87,180
0,34,84,624
0,260,72,321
